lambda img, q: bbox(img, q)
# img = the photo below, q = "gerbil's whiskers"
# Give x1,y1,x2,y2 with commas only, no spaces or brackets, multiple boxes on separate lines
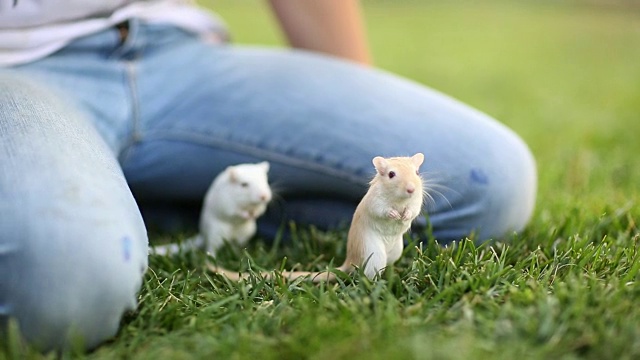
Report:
419,171,457,211
267,181,285,203
264,181,286,219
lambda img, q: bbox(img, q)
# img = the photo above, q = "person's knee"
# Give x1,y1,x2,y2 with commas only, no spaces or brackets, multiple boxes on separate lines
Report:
427,129,537,243
464,132,537,241
0,68,149,352
0,176,148,351
5,238,146,352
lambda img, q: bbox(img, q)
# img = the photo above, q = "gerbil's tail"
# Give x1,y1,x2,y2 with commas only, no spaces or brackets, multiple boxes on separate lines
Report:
151,234,205,256
206,262,346,283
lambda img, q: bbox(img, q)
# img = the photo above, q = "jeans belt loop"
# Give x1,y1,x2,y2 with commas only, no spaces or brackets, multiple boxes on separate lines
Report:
115,21,130,44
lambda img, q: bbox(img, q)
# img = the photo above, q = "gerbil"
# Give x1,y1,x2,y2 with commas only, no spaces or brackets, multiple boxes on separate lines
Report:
211,153,425,281
153,161,272,256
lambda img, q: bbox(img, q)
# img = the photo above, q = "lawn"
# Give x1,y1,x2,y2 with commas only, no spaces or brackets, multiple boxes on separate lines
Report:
4,1,640,359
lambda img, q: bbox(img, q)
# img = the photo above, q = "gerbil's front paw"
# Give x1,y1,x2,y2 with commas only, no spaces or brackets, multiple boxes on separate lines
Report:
387,209,403,221
401,209,413,221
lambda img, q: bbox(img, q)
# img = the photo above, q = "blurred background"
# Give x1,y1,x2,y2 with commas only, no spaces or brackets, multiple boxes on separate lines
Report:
198,0,640,225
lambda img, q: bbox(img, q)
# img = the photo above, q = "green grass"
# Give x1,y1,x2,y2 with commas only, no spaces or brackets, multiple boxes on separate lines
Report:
3,1,640,359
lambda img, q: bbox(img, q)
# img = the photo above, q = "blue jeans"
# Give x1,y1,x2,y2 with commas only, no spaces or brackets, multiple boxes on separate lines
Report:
0,20,536,350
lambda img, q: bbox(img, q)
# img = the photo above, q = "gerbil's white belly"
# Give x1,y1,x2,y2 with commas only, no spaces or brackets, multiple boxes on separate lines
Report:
228,221,256,245
361,230,405,279
368,218,409,265
373,218,411,241
202,219,255,245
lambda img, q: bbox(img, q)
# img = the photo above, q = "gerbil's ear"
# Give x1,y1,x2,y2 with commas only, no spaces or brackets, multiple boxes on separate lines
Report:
227,167,237,183
259,161,270,173
372,156,388,175
411,153,425,168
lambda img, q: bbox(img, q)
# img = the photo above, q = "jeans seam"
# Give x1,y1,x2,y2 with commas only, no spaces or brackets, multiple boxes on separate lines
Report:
125,61,141,142
116,60,140,160
125,129,369,186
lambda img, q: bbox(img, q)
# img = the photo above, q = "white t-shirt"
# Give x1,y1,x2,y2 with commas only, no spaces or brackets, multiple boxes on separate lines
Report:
0,0,228,66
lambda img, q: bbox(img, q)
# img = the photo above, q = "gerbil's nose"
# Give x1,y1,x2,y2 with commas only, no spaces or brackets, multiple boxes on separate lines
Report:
261,193,270,201
407,187,415,194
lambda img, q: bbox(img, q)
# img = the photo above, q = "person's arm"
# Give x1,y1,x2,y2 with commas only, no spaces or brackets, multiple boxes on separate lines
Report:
267,0,372,65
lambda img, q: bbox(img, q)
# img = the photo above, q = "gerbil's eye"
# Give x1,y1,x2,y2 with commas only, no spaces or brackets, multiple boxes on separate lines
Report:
240,182,249,188
388,171,396,179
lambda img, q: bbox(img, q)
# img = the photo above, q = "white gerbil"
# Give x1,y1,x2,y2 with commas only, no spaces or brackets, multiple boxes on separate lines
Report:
199,161,272,254
153,162,272,256
212,153,425,281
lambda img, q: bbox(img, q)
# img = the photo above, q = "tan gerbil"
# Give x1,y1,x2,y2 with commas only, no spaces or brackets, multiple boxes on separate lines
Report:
210,153,425,281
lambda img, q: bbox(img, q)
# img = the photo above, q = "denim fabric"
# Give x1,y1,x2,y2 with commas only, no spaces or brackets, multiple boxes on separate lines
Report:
0,73,148,350
0,20,536,350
